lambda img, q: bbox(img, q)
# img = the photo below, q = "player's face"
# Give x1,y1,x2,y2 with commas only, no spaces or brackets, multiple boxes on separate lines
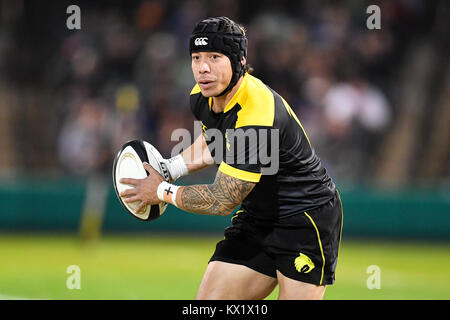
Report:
191,52,233,97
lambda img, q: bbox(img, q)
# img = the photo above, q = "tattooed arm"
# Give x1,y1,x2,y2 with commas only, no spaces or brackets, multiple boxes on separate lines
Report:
176,170,256,216
119,139,255,216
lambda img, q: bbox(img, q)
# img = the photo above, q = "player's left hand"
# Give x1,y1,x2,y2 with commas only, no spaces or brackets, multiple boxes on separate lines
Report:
119,162,165,214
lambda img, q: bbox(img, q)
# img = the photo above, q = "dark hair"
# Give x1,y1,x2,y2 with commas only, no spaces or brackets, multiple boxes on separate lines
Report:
245,64,254,74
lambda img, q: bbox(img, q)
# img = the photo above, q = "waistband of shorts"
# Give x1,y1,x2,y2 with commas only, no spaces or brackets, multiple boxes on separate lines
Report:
238,191,340,225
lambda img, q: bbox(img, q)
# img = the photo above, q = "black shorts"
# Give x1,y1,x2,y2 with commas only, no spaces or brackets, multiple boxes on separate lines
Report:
210,192,343,285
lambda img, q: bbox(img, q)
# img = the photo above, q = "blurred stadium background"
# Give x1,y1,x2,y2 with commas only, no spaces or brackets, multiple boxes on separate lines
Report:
0,0,449,300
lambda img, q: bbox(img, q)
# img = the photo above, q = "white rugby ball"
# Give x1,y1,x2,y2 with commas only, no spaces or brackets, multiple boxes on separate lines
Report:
112,140,169,221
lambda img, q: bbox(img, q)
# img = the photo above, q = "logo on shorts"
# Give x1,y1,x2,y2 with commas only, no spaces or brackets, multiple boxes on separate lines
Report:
294,253,315,273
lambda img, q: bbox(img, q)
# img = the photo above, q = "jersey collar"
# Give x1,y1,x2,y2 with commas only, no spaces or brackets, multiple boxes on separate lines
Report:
208,73,248,114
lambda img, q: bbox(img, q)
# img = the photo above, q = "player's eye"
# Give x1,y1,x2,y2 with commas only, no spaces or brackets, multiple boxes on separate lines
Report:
211,54,219,59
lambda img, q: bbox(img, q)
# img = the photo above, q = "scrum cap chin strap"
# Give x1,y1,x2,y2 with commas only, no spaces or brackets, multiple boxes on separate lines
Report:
189,17,248,97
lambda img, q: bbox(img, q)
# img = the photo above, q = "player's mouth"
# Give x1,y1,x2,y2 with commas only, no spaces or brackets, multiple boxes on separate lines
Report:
198,80,215,89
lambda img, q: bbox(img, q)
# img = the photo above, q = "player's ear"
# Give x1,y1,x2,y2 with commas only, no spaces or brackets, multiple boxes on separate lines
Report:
241,56,246,67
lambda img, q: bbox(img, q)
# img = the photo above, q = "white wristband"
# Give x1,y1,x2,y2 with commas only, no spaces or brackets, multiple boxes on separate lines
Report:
157,181,180,207
163,154,188,181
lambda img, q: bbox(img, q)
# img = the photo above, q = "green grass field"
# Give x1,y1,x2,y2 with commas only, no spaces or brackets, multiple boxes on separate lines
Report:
0,233,449,300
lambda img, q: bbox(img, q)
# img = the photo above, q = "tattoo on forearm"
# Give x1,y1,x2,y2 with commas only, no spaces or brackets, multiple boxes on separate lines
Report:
180,171,255,216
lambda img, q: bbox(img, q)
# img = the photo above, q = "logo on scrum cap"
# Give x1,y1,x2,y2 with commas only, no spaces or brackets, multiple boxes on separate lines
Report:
194,37,208,46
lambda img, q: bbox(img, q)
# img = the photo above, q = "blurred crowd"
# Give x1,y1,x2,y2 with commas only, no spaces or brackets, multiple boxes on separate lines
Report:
0,0,442,184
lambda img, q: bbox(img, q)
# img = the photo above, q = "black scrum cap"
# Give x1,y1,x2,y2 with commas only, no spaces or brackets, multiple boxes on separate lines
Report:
190,16,248,97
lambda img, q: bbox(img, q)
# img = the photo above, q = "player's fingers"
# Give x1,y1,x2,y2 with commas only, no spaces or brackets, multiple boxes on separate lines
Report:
134,202,146,214
143,162,154,174
120,177,139,185
120,188,136,197
123,196,140,203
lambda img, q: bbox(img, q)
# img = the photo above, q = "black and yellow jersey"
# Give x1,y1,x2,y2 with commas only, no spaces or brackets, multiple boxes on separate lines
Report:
190,73,336,220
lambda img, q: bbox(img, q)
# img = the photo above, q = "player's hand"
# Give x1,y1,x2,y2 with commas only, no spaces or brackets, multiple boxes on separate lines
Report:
119,162,165,214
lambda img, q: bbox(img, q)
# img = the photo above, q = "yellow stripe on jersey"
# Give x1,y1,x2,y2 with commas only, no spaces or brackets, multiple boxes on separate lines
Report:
234,74,275,128
280,96,311,147
223,73,248,113
190,83,201,95
218,161,262,183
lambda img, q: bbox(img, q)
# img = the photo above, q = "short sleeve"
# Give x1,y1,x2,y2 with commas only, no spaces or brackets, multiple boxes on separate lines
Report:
218,125,278,182
190,84,202,120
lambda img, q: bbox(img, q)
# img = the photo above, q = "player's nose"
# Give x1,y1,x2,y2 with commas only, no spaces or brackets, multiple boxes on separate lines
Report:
199,61,210,73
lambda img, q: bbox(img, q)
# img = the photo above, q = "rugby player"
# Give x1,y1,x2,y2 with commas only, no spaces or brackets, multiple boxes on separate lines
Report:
120,16,343,300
